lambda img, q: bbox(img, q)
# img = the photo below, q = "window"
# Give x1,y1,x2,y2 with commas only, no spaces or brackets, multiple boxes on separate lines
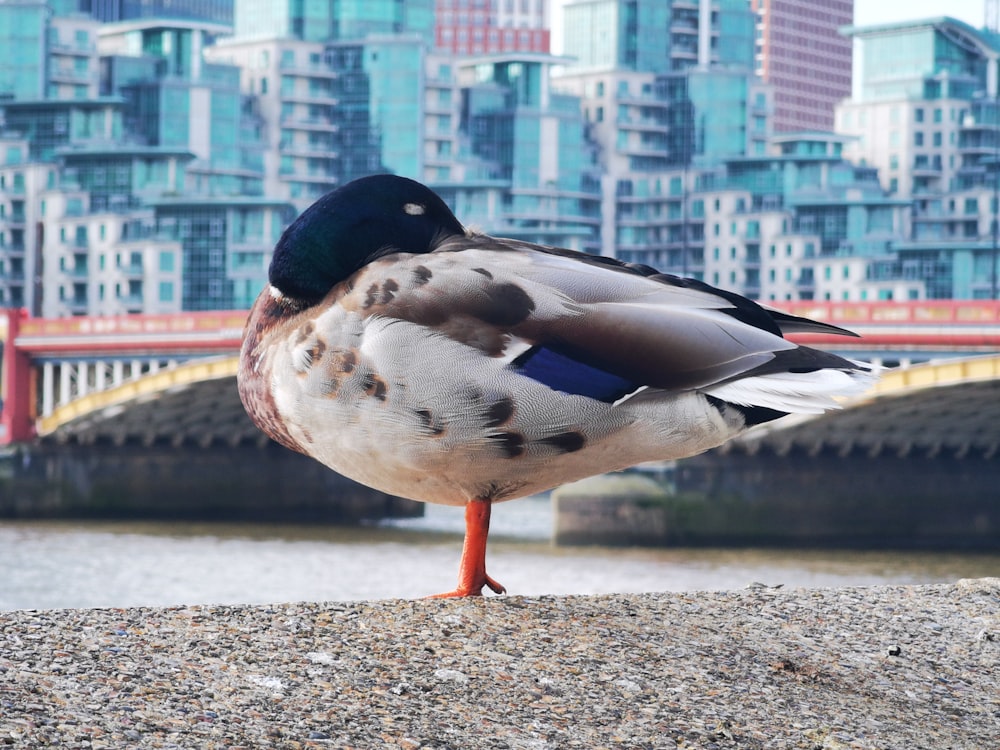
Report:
159,281,174,302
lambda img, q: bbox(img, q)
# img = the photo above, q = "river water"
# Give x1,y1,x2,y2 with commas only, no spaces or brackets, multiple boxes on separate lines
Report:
2,495,998,611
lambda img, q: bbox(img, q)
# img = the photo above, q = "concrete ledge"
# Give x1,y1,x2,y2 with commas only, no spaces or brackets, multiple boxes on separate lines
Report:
1,580,998,748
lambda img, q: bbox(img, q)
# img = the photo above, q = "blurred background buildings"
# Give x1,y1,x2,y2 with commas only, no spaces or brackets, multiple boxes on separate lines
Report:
1,0,999,317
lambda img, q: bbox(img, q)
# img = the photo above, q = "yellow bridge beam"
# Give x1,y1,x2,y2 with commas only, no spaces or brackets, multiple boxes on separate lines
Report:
36,356,240,437
866,353,1000,400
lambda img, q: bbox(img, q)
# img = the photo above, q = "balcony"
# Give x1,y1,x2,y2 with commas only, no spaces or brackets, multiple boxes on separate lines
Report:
912,156,943,176
62,265,89,279
115,261,144,278
670,21,699,36
281,117,341,133
616,117,670,134
49,42,93,57
280,172,339,185
64,297,89,314
280,89,339,106
278,62,339,79
50,67,93,85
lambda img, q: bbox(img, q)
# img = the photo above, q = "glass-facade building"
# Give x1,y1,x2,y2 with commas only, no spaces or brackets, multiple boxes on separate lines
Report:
232,0,434,45
557,0,767,258
82,0,234,25
837,17,1000,298
437,55,602,252
101,19,266,196
0,2,48,101
4,1,1000,317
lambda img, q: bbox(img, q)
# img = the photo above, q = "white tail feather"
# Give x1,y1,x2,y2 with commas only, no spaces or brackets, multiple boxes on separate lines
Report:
704,363,880,414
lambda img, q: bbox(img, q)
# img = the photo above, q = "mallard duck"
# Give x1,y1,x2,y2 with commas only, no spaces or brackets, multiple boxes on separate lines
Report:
238,174,876,597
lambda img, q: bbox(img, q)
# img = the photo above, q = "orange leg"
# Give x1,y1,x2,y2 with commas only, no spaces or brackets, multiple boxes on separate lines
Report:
428,499,506,598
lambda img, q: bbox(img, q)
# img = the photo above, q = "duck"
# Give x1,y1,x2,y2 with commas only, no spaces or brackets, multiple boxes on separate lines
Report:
237,174,877,598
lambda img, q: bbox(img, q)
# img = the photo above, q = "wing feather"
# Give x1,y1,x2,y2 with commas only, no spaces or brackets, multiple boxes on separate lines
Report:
337,237,861,399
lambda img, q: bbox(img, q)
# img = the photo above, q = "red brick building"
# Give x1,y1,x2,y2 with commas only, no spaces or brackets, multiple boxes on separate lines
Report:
752,0,854,132
435,0,550,55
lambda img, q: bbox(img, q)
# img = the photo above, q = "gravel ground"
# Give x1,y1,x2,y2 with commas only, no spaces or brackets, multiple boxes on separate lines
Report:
1,579,998,749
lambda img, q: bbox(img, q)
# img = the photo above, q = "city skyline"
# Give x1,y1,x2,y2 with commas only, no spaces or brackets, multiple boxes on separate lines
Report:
2,2,998,318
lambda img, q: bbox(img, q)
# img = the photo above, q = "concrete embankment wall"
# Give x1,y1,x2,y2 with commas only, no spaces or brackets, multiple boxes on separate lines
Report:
554,450,1000,550
0,443,420,523
1,579,997,747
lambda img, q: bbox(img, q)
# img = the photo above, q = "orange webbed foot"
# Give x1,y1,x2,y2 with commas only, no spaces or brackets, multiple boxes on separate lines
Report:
426,499,506,598
428,574,506,599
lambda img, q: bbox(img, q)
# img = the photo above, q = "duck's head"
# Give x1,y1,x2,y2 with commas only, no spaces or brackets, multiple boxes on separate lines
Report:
269,174,465,305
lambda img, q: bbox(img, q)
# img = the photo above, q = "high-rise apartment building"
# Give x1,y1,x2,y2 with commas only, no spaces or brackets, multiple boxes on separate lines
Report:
562,0,754,73
836,17,985,198
436,53,601,252
81,0,234,26
0,9,291,317
0,3,101,102
557,0,768,258
836,16,1000,299
211,0,598,249
435,0,550,55
231,0,434,45
752,0,853,133
206,0,435,208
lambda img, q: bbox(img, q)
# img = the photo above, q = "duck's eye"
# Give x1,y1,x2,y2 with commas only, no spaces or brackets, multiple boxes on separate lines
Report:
403,202,426,216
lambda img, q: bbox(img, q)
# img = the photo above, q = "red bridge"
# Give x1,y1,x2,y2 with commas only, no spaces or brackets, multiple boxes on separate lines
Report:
2,301,1000,447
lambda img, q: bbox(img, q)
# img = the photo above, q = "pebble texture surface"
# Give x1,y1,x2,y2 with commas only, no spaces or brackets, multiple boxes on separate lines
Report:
1,580,998,748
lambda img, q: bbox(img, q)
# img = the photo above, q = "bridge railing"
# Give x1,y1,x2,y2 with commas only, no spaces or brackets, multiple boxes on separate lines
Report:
1,309,247,445
4,301,1000,445
777,300,1000,350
